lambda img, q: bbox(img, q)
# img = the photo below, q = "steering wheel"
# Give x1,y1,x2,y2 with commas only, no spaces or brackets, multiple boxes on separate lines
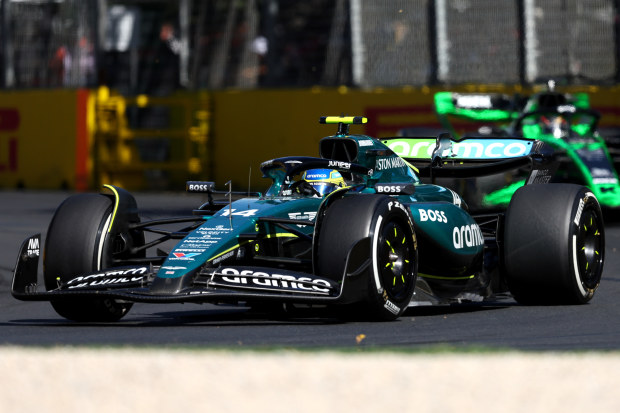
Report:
289,180,321,197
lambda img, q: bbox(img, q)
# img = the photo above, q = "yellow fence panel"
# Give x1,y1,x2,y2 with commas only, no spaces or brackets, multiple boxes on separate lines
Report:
94,87,210,190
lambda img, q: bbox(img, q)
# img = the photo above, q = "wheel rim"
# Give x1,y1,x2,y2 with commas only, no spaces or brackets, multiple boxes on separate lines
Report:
576,207,603,289
378,220,414,301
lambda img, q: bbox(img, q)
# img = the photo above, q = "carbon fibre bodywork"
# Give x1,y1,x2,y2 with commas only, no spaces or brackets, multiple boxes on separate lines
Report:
12,116,602,320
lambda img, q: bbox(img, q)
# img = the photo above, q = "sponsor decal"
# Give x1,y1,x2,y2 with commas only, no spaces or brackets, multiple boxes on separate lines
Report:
448,188,462,207
376,157,406,171
217,268,333,293
27,237,40,256
196,225,233,235
591,167,615,178
576,148,606,162
387,139,532,160
211,250,236,265
455,94,492,109
186,182,213,192
288,211,317,225
375,184,413,194
173,252,200,258
418,209,448,223
527,169,554,184
381,290,401,315
161,266,187,270
170,251,201,260
557,104,576,113
593,178,619,185
383,299,400,315
220,208,258,217
388,200,408,215
66,267,148,289
305,172,329,180
182,239,219,245
452,224,484,249
328,160,351,170
574,198,585,226
359,139,374,147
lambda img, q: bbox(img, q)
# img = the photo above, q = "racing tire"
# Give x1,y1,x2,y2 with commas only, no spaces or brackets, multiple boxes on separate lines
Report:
316,195,418,320
504,184,604,305
43,193,134,321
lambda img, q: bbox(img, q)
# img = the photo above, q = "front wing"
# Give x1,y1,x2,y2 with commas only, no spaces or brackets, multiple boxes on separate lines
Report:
12,235,347,305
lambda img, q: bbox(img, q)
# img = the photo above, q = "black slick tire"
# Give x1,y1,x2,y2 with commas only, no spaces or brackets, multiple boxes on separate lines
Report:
316,195,418,320
44,193,133,321
504,184,604,304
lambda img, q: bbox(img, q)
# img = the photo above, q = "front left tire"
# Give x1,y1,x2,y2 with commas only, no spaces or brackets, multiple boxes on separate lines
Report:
44,193,136,321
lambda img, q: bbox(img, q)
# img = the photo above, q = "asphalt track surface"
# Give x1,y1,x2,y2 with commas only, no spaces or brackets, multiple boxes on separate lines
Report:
1,190,620,350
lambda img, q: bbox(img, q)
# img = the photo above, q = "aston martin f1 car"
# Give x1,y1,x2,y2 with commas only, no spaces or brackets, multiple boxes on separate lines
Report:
432,84,620,208
12,116,605,322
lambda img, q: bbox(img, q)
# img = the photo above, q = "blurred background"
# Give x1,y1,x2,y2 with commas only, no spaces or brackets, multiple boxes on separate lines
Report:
0,0,619,191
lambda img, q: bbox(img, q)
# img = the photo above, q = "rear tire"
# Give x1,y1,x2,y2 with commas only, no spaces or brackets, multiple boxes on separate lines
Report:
316,195,418,320
504,184,604,304
44,193,134,321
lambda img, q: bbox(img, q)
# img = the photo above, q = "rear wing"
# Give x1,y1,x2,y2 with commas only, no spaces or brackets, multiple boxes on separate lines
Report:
435,91,594,137
434,92,522,122
381,134,557,181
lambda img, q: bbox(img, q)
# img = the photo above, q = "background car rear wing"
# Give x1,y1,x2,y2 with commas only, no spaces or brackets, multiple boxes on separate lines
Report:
382,134,557,181
435,91,521,122
434,90,594,137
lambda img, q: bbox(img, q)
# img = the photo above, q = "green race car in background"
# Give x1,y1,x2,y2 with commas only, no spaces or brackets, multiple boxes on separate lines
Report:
429,83,620,209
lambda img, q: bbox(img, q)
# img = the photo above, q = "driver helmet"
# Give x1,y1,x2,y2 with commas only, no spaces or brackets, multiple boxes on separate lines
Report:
301,169,345,196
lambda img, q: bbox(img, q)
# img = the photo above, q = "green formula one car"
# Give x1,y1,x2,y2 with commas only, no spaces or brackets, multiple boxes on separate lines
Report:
431,84,620,209
12,117,604,322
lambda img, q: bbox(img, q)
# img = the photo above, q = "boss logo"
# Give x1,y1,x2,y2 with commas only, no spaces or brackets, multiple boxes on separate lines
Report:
189,184,210,191
375,183,414,195
418,209,447,223
376,185,402,193
186,181,214,192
